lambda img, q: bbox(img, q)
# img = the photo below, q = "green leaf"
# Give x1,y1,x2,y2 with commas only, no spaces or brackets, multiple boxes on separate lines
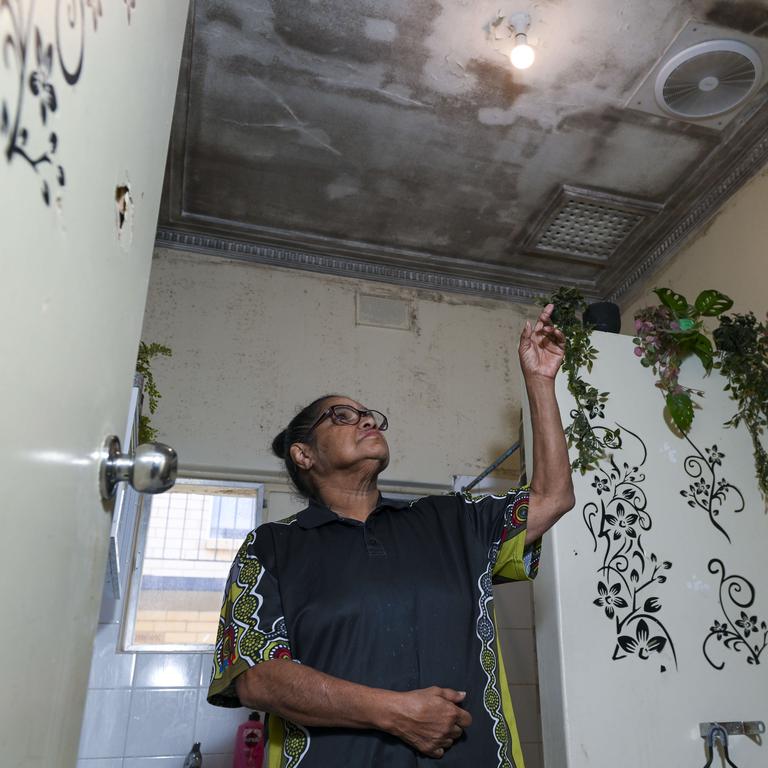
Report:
690,333,714,372
666,392,694,433
694,289,733,317
654,287,689,316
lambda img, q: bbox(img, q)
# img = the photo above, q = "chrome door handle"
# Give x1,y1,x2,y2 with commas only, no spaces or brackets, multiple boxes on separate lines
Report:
99,435,178,500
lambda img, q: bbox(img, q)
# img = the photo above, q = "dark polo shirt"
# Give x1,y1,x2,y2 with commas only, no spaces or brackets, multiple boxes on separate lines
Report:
208,489,540,768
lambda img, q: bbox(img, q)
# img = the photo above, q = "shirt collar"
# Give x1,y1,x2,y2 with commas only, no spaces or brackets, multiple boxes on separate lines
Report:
297,494,411,529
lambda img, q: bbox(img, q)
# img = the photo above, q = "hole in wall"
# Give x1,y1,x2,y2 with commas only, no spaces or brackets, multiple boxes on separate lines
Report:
115,182,134,250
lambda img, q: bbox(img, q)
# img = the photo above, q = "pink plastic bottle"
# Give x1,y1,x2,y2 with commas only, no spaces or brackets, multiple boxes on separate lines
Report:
233,712,265,768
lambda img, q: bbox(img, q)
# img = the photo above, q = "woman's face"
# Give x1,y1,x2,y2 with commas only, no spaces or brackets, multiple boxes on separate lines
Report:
303,396,390,477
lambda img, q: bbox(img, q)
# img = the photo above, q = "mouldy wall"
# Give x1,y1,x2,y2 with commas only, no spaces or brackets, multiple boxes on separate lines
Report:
621,166,768,329
141,249,535,486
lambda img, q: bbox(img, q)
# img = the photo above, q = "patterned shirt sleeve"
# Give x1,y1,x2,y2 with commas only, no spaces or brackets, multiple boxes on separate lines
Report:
207,527,293,708
461,486,541,582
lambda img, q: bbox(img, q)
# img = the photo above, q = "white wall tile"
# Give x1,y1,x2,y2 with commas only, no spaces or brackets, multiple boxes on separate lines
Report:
78,689,132,759
193,688,249,754
89,623,136,689
133,653,202,689
77,759,123,768
123,758,185,768
200,654,214,687
124,689,197,757
521,740,544,768
494,582,533,628
199,754,235,768
509,685,542,743
499,628,538,685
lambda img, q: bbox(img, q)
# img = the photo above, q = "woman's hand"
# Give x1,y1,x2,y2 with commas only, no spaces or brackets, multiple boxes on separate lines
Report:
519,303,566,382
385,687,472,759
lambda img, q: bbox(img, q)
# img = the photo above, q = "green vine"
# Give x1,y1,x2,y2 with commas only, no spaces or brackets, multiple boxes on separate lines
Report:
135,341,172,443
543,288,619,474
633,288,733,433
713,312,768,502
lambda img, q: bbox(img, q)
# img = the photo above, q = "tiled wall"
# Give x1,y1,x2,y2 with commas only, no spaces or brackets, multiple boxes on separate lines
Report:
77,586,249,767
495,580,543,768
80,571,541,768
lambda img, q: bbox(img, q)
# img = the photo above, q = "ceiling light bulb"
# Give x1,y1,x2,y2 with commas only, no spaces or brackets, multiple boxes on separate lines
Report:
510,33,535,70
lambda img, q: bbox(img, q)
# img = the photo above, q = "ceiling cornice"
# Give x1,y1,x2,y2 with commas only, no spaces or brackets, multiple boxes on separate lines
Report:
154,228,563,304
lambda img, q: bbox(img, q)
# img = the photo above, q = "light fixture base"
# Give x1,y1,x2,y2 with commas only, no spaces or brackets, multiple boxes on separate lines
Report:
507,12,531,34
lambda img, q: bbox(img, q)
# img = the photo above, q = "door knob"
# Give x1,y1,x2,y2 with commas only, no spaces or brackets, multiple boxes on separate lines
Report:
99,435,178,500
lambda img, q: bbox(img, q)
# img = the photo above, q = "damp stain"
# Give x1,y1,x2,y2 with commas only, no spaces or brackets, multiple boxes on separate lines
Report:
706,0,768,36
556,109,624,173
206,4,244,31
464,58,531,105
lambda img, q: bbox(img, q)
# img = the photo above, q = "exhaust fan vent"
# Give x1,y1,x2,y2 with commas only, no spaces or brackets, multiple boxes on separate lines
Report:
627,21,768,130
656,40,761,119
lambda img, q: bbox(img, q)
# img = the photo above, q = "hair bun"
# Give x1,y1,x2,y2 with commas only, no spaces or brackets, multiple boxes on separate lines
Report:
271,430,289,459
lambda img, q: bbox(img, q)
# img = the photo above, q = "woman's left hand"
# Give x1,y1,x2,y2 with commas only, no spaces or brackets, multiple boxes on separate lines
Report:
518,303,566,381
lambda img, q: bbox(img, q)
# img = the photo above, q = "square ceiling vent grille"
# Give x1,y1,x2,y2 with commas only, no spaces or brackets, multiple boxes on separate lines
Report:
537,201,644,260
518,185,663,264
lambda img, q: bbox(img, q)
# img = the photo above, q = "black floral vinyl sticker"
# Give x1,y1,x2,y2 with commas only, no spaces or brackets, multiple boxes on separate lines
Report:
703,558,767,670
584,425,677,669
1,0,136,207
679,437,744,542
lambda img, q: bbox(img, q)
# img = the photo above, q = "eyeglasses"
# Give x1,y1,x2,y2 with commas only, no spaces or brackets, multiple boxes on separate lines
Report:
306,405,389,436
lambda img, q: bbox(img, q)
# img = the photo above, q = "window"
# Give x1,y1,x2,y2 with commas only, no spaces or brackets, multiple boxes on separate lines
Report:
124,479,264,651
209,495,257,539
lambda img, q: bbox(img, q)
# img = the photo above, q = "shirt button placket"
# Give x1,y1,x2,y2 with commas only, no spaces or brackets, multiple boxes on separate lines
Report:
363,521,386,557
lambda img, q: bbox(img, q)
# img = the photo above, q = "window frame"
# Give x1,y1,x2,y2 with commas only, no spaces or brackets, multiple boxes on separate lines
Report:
122,477,264,653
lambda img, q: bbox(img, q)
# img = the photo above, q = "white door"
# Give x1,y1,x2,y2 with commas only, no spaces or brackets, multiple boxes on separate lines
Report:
527,331,767,767
0,3,189,765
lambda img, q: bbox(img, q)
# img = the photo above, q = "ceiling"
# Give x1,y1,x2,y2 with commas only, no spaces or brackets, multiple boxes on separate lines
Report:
156,0,768,303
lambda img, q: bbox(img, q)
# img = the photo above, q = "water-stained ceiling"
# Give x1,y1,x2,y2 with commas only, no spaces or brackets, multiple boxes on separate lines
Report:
157,0,768,303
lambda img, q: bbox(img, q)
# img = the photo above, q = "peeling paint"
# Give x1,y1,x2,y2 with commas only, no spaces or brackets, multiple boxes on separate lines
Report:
364,17,398,42
326,175,360,200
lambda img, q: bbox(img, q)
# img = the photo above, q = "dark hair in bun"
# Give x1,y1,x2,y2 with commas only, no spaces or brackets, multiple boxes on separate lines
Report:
272,395,341,498
271,430,290,460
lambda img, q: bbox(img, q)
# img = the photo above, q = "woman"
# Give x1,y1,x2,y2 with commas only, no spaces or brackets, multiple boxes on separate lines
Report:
208,304,574,767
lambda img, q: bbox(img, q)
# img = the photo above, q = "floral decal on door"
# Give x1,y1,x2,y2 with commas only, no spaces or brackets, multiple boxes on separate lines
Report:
584,425,678,669
703,558,767,669
679,438,745,542
1,0,137,207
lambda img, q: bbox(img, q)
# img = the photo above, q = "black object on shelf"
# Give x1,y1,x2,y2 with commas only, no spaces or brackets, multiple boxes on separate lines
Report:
583,301,621,333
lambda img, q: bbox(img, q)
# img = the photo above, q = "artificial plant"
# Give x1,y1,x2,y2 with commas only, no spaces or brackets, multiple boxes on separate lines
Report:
545,287,619,473
632,288,733,434
135,341,172,443
713,312,768,502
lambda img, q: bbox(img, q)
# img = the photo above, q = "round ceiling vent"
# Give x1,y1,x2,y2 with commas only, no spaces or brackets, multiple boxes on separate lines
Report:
654,39,763,119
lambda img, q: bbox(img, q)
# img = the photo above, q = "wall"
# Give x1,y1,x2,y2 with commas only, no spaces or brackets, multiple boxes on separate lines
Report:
621,167,768,328
141,249,533,484
77,562,249,768
135,250,544,767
